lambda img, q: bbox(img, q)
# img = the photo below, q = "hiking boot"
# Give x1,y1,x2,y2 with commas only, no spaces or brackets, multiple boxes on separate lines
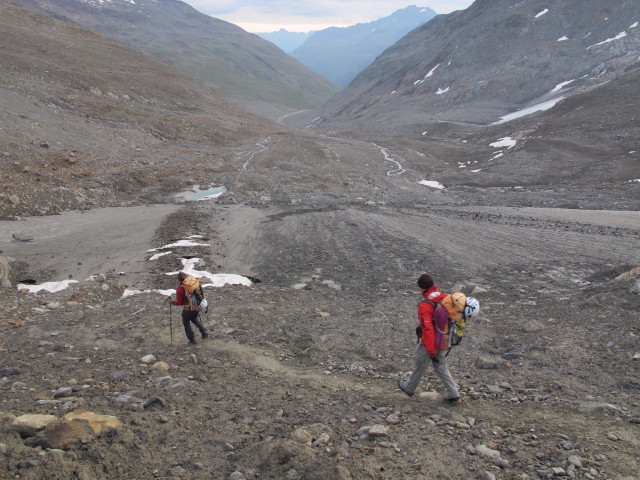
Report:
202,332,209,339
189,339,197,345
445,396,460,403
397,379,413,397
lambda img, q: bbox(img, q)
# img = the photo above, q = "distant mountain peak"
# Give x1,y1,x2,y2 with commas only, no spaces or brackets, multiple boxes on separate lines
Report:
288,5,437,86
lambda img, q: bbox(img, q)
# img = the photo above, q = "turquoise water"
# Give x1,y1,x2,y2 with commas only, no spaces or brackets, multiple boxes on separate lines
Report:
177,186,227,202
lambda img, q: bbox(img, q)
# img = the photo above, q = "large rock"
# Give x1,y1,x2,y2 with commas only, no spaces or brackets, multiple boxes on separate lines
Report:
614,267,640,281
11,414,57,435
39,410,123,450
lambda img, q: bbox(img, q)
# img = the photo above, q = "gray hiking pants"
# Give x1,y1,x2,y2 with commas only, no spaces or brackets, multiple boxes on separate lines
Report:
405,344,459,399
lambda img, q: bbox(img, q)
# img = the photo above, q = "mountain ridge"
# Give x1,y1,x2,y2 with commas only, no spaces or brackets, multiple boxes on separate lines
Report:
11,0,341,119
289,5,437,87
309,0,640,127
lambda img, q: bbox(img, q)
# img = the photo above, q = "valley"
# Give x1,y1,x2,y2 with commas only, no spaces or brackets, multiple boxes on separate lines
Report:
0,0,639,479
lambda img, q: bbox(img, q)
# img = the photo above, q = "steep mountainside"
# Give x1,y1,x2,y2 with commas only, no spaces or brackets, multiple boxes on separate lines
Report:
308,0,639,126
0,1,279,218
290,6,437,87
256,29,313,53
11,0,340,119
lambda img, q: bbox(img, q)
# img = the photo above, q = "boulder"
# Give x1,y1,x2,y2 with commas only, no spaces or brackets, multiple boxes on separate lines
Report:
39,410,123,450
11,414,57,435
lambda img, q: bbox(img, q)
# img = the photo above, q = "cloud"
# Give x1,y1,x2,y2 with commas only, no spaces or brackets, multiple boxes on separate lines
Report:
185,0,474,32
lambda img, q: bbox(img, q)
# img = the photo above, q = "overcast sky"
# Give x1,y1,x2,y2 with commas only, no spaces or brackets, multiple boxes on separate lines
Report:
181,1,475,33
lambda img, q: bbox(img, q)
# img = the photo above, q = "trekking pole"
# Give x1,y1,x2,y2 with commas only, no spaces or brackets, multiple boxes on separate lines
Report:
169,301,173,345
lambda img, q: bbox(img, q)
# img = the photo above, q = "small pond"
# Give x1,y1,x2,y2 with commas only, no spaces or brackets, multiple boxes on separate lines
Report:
175,185,227,202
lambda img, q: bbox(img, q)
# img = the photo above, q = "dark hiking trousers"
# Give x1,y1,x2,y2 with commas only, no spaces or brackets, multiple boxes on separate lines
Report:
182,310,207,342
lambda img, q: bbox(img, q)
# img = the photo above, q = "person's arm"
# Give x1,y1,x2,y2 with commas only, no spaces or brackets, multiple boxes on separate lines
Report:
419,303,437,356
171,286,185,306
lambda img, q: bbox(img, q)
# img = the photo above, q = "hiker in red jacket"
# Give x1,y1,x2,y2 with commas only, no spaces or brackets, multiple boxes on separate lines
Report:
397,273,460,401
171,271,208,344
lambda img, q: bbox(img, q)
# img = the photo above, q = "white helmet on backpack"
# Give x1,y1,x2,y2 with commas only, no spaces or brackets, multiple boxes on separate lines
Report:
464,297,480,321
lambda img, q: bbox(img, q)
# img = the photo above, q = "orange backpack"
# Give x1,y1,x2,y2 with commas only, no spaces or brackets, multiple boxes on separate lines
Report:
182,275,206,312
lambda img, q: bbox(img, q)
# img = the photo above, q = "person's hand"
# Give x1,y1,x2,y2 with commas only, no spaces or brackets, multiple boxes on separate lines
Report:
166,296,172,304
415,326,422,338
430,355,440,364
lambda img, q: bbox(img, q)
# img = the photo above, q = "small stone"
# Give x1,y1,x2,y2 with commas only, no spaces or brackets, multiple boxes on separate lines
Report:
368,424,388,438
552,467,567,476
140,354,156,364
229,472,246,480
606,433,619,441
53,387,73,399
476,444,501,460
568,455,582,468
418,390,440,400
453,421,471,430
0,367,20,377
142,396,168,409
39,140,49,148
312,432,330,447
291,428,313,446
386,414,401,425
475,357,509,370
152,361,170,371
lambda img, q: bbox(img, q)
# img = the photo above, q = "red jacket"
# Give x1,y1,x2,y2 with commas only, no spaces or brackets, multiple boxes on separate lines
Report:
419,285,447,355
171,286,191,311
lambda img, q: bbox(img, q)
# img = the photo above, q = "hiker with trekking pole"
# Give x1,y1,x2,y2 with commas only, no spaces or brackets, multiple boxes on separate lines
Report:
397,273,479,402
167,271,209,345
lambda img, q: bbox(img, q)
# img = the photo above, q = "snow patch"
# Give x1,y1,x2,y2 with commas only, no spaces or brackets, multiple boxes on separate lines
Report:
149,251,172,261
535,9,548,18
491,97,564,125
490,137,517,149
165,257,253,288
17,279,79,294
436,86,450,95
587,31,627,50
415,64,440,85
550,79,575,93
418,180,445,190
147,239,210,252
557,36,568,41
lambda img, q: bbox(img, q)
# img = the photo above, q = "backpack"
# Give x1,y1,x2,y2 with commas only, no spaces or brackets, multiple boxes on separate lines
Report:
425,292,479,353
182,275,207,312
